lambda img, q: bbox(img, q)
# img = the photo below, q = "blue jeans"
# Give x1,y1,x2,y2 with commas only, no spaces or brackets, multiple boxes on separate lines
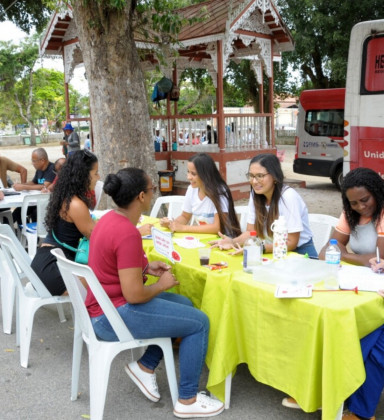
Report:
91,292,209,400
295,238,318,258
347,325,384,418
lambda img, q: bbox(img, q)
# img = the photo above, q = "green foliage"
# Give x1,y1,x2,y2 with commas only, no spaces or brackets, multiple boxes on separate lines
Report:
277,0,384,88
0,0,51,33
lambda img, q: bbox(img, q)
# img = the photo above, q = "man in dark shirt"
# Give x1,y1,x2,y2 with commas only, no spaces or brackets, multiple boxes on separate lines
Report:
12,148,56,224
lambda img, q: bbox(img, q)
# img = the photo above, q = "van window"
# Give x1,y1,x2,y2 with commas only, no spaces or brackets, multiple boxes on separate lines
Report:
304,110,344,137
361,34,384,94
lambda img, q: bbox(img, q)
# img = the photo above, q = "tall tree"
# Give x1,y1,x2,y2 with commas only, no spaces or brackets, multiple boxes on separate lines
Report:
2,0,203,197
277,0,384,89
0,37,41,143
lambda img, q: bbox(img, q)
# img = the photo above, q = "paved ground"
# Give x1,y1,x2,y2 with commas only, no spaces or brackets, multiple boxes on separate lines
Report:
0,143,383,419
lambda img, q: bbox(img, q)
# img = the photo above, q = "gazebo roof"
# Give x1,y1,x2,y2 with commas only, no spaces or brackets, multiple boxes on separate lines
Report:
40,0,294,84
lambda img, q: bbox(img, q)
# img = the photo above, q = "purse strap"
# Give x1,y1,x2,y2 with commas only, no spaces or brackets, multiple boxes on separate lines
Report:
51,230,78,253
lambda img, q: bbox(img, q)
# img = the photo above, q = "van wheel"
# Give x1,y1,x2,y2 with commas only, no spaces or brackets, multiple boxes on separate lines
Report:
333,168,343,190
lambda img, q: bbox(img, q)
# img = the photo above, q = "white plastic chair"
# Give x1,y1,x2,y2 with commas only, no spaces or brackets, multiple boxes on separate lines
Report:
20,194,50,258
94,180,104,210
0,233,69,368
234,205,249,232
0,223,29,334
51,248,178,420
308,213,339,254
150,195,185,219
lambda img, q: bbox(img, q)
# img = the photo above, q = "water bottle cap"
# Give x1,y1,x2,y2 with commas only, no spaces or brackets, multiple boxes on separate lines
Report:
330,239,338,245
250,231,257,236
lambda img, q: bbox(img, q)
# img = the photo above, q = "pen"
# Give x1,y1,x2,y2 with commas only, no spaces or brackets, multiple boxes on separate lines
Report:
376,247,382,274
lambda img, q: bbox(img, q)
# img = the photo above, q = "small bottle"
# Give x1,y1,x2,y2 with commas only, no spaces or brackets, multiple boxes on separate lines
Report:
243,231,262,273
271,216,288,260
324,239,341,289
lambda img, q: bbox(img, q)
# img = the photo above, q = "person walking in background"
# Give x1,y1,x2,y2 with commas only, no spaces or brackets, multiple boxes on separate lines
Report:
61,123,80,156
0,154,27,187
210,153,317,257
160,153,240,237
84,134,91,150
86,167,224,418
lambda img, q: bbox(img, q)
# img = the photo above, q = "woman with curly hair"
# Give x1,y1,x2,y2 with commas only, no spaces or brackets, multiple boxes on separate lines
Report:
318,167,384,266
160,153,241,237
31,149,99,295
210,153,316,257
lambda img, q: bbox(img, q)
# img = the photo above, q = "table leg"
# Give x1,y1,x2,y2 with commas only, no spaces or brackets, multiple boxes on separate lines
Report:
334,402,343,420
224,372,232,409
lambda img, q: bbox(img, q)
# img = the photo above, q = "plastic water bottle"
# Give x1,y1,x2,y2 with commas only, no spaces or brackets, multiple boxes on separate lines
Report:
324,239,341,289
271,216,288,260
243,231,262,273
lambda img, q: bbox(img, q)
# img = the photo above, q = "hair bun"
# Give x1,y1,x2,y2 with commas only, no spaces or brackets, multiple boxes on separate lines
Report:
103,173,121,196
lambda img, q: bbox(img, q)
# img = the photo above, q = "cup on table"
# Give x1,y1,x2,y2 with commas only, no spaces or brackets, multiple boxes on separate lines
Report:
198,248,211,266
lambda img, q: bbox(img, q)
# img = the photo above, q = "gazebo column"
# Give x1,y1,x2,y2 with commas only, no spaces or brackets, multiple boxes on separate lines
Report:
216,40,225,152
65,82,70,121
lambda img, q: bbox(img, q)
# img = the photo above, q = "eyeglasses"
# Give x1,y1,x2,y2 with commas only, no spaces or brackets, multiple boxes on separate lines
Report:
246,172,270,181
146,185,157,193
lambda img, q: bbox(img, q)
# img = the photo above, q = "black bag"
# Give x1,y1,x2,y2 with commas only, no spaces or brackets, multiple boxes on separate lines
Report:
151,77,173,103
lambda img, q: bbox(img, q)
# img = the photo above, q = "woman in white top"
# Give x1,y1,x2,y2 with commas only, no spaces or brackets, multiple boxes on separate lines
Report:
160,153,240,237
210,153,317,257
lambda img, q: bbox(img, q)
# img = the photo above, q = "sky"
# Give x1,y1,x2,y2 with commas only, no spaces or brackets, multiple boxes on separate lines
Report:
0,21,89,95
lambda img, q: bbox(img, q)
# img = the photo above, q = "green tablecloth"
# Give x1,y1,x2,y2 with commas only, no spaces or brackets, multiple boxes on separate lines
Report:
147,240,384,420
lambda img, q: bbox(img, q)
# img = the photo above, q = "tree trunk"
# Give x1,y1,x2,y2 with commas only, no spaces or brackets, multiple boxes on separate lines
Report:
72,2,158,208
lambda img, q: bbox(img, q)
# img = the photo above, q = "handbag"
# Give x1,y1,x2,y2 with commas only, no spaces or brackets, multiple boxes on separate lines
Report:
52,230,89,264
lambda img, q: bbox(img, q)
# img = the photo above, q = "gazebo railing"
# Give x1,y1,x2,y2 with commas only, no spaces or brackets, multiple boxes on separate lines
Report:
150,113,273,151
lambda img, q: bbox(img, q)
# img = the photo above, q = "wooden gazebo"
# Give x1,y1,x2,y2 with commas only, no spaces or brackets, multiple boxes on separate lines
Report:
40,0,294,199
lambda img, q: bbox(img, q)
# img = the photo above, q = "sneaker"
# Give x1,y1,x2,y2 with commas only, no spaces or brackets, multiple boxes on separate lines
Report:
173,392,225,418
124,361,160,402
282,397,301,409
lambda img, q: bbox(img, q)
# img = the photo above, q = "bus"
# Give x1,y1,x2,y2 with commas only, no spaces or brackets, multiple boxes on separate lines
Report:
293,19,384,189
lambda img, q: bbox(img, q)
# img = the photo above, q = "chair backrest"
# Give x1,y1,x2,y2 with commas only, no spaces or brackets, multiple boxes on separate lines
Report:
51,248,135,343
0,224,31,264
234,205,249,232
94,180,104,210
150,195,185,219
0,233,51,298
21,193,50,237
308,213,339,254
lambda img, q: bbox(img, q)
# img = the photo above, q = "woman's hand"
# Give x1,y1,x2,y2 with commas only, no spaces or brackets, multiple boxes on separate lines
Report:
168,219,186,233
147,261,172,277
0,191,4,200
378,290,384,298
369,257,384,273
138,223,153,237
159,217,171,228
209,232,234,250
228,243,244,255
157,270,179,291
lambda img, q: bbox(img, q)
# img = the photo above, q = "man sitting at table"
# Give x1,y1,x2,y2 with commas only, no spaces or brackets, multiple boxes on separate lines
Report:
12,148,56,225
0,154,28,188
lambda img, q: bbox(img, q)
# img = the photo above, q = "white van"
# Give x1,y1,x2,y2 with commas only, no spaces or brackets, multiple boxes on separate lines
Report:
293,88,345,189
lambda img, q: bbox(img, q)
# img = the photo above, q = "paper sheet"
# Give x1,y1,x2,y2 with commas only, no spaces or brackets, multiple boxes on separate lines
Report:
338,265,384,292
275,284,313,298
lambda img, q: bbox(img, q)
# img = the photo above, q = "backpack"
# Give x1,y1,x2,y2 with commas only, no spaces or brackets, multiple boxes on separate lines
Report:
151,77,173,103
170,84,180,102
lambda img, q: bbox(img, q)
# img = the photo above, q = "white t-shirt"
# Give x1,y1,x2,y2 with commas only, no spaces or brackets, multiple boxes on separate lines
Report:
182,185,229,226
246,186,312,246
